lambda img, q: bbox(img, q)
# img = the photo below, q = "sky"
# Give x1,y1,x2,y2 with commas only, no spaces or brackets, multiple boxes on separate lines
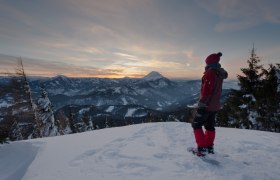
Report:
0,0,280,79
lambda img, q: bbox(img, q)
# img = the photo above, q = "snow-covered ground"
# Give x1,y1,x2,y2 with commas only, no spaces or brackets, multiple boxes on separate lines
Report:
1,122,280,180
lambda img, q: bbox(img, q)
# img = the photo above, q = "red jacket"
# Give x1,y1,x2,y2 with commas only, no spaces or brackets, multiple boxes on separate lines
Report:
200,67,228,111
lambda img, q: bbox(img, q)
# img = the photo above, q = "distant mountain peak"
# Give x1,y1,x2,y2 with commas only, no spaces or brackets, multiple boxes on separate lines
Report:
54,75,68,78
52,75,69,81
143,71,165,81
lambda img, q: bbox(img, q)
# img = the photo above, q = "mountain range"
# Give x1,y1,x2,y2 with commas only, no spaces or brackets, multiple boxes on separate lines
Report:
27,71,199,111
0,72,237,127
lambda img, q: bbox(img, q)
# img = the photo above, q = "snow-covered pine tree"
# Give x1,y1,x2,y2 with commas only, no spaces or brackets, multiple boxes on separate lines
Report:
92,118,99,130
69,112,77,134
216,89,244,128
105,115,109,128
8,58,40,140
217,47,263,129
238,47,263,95
0,83,11,143
10,121,23,141
236,47,264,128
257,64,280,131
0,133,7,144
1,109,17,142
55,110,71,135
217,47,280,132
0,125,7,143
82,112,93,131
37,86,58,137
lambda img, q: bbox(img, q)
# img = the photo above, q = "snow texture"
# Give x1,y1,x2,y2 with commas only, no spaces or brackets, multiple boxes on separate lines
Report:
157,101,163,107
78,108,90,115
0,101,10,108
114,87,121,94
125,108,137,117
37,98,51,112
238,104,247,109
243,94,256,102
121,97,128,105
0,123,280,180
105,106,115,113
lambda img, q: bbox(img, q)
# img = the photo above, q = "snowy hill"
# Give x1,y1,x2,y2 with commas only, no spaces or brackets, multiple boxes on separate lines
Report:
1,122,280,180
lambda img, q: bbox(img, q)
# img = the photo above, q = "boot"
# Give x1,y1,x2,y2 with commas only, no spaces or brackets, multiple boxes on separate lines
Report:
192,147,207,156
207,146,214,154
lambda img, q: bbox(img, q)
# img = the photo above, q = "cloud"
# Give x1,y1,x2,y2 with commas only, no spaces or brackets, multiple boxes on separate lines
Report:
0,54,123,78
215,21,258,32
115,58,185,70
196,0,280,31
0,3,34,27
103,64,147,78
114,52,139,61
37,41,73,49
83,47,103,54
112,46,205,72
183,49,201,61
145,60,183,69
127,45,183,59
5,0,277,79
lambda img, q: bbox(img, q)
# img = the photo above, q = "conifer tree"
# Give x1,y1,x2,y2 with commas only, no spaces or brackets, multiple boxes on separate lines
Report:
82,112,93,131
9,121,23,141
0,83,11,143
37,86,58,136
217,89,251,128
238,47,263,96
258,64,280,131
237,47,263,128
55,110,70,135
0,132,7,144
8,58,40,140
217,47,263,129
217,47,280,132
105,115,109,128
69,112,77,133
0,115,12,143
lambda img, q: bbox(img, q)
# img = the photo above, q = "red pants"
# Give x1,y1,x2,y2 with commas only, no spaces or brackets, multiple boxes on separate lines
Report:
192,109,216,148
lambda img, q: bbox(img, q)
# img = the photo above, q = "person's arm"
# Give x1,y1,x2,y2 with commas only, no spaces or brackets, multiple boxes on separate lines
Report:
199,70,217,106
220,68,228,79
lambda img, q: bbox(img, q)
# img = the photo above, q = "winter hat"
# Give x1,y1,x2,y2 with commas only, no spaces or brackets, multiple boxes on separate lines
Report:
205,52,222,65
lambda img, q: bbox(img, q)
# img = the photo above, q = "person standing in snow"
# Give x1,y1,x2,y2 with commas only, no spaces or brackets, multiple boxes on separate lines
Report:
192,52,228,156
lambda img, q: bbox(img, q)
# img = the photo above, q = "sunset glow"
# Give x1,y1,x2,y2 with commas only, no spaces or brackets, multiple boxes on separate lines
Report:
0,0,280,79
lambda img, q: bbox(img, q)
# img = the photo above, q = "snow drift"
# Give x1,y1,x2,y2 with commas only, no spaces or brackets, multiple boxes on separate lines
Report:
0,122,280,180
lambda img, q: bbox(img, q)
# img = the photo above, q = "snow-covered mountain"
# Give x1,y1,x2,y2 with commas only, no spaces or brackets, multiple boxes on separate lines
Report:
1,122,279,180
143,71,164,81
0,73,238,125
26,72,202,111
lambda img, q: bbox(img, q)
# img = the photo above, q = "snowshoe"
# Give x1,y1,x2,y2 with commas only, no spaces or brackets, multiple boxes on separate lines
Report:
188,147,206,157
